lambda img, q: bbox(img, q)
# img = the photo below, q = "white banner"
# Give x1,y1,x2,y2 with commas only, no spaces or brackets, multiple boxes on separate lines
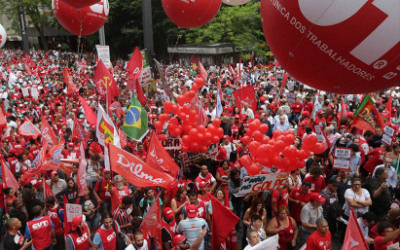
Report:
22,87,29,97
287,92,296,103
333,147,352,170
248,234,279,250
234,172,289,197
315,125,323,142
96,45,111,68
65,204,82,222
382,125,395,146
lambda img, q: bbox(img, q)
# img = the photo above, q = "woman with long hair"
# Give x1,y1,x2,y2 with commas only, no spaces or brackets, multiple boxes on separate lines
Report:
177,168,194,192
287,169,302,192
216,160,230,189
77,186,101,235
232,106,240,116
66,216,93,250
228,169,243,219
56,178,78,204
170,187,189,223
243,198,267,230
292,137,302,151
266,206,298,249
229,151,240,170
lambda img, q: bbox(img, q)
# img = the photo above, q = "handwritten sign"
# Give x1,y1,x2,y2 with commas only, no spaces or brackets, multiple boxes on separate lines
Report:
186,143,218,166
161,138,182,159
96,45,111,68
287,92,296,104
382,125,395,146
65,204,82,222
315,125,323,142
333,147,352,170
234,172,289,197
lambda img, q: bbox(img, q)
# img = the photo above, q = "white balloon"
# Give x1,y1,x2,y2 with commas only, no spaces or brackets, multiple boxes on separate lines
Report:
0,24,6,49
222,0,251,6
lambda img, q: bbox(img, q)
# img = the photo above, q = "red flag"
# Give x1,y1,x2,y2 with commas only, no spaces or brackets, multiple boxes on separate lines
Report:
22,140,48,180
126,47,143,90
73,118,89,146
63,68,76,95
337,97,347,122
352,94,385,131
78,95,97,125
232,86,257,114
1,157,19,191
42,143,64,171
41,116,58,146
136,80,147,105
0,108,6,127
109,61,114,75
146,132,180,177
25,63,32,76
44,181,56,200
63,195,72,248
60,162,74,178
189,96,208,126
139,194,162,249
18,117,41,139
119,128,128,148
383,90,393,120
210,195,240,250
108,144,173,188
25,53,35,68
198,61,208,81
217,78,224,101
77,143,87,196
110,102,125,118
281,73,287,95
94,60,120,106
343,208,369,250
229,63,240,83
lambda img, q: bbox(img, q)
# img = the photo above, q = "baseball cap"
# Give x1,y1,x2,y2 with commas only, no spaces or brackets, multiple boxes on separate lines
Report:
101,169,111,173
51,170,58,176
328,179,339,186
35,180,43,188
71,216,83,231
172,234,186,246
199,181,207,188
317,110,324,115
310,193,325,203
68,142,74,147
234,114,240,119
301,119,310,126
233,128,239,133
302,111,310,117
240,114,247,120
15,135,20,139
186,204,197,218
163,207,175,219
72,136,80,141
223,135,230,140
9,149,17,154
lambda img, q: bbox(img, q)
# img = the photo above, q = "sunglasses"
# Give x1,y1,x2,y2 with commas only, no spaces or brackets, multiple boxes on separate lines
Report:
179,239,187,245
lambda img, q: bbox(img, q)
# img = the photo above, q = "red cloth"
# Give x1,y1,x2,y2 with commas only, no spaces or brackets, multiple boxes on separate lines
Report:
305,231,332,250
303,176,326,193
363,148,385,173
343,208,369,250
374,236,393,250
289,187,312,222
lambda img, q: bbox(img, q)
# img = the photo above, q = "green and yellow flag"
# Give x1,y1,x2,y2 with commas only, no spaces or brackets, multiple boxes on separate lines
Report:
123,95,149,141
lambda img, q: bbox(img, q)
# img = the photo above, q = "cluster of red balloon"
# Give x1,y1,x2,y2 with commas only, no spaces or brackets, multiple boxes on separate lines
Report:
154,78,225,153
239,120,324,176
52,0,109,36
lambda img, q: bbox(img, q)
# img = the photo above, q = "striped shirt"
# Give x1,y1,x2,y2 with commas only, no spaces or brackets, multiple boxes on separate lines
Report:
112,207,132,235
176,217,208,250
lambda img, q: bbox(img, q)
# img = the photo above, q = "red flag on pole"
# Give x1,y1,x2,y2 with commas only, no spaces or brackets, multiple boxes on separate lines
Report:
94,60,120,107
217,78,224,101
22,140,48,180
198,61,208,81
78,95,97,125
352,94,385,131
342,208,369,250
64,195,72,249
232,86,257,114
210,195,240,250
0,108,6,127
126,47,143,90
63,68,76,95
135,79,147,105
119,128,129,148
139,194,162,250
42,143,64,171
41,116,59,146
18,117,41,139
108,144,173,189
44,181,56,200
383,89,394,120
73,118,89,146
1,157,19,191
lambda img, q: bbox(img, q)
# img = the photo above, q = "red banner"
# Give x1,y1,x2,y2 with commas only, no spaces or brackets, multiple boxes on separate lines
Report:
73,118,89,146
232,86,257,114
41,116,58,146
352,94,385,131
119,128,128,148
42,143,64,171
139,194,163,250
198,61,208,81
110,101,125,118
109,144,172,188
343,208,369,250
1,157,19,191
18,117,41,139
126,47,143,90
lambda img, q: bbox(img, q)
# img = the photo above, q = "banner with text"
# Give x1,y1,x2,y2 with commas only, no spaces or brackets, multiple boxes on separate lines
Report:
140,49,151,86
333,147,351,170
161,138,182,159
184,143,218,167
234,172,289,197
65,204,82,222
96,45,111,68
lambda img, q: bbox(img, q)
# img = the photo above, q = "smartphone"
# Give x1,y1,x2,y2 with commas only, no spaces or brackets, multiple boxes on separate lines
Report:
202,225,206,230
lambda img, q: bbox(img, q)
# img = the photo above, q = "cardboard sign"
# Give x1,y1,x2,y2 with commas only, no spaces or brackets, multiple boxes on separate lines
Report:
249,234,279,250
65,204,82,223
333,147,352,170
234,172,289,197
161,138,182,160
382,125,395,146
185,143,218,166
287,92,296,103
96,45,111,68
315,125,323,142
140,49,151,86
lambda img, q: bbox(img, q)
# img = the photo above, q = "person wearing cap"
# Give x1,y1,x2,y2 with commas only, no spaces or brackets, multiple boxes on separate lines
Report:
46,170,67,206
171,227,207,250
194,165,216,193
45,196,65,250
288,181,312,224
10,135,25,156
222,134,236,161
94,168,113,214
112,196,133,235
176,204,208,250
314,110,326,129
66,216,92,250
305,218,332,250
4,218,32,250
161,207,177,250
300,192,325,245
303,96,314,115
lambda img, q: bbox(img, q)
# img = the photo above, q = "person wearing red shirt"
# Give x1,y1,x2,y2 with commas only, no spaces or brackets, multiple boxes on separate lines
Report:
271,182,289,216
216,145,227,162
363,144,386,173
72,136,80,153
135,142,147,162
62,143,79,159
11,135,25,155
305,218,332,250
289,182,312,223
303,96,314,114
289,97,303,127
29,138,40,161
373,223,400,250
94,169,112,214
194,165,216,193
7,149,19,174
303,164,326,193
89,139,102,159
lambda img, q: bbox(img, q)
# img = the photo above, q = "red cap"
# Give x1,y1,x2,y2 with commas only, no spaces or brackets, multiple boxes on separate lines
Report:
71,216,83,231
101,169,111,173
186,204,197,218
317,110,324,115
199,181,207,188
223,135,230,140
301,119,310,125
234,114,240,119
68,143,74,147
72,136,80,141
302,111,310,117
15,135,20,139
172,234,187,246
9,149,17,154
240,114,247,120
35,180,43,187
51,170,58,176
163,207,175,219
310,193,325,203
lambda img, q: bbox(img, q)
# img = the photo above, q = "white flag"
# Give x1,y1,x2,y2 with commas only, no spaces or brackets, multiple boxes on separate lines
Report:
216,88,223,118
8,72,17,89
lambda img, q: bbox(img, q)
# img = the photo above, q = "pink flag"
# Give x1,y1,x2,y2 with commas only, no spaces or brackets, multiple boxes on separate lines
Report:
1,157,19,191
18,117,41,139
77,142,87,196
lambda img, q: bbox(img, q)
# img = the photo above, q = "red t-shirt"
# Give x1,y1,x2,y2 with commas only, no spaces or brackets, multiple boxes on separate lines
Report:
306,231,332,250
271,188,289,215
374,236,393,250
216,147,227,161
303,176,326,193
303,102,314,114
89,142,102,158
135,151,147,161
292,103,303,113
363,148,385,173
94,178,111,201
289,187,312,222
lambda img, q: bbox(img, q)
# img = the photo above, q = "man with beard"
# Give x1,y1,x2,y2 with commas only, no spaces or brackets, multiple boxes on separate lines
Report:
162,207,177,250
171,227,207,250
110,175,129,202
125,230,148,250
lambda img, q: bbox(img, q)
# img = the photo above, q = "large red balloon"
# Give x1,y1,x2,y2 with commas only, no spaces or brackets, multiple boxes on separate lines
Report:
52,0,109,36
60,0,99,9
261,0,400,94
162,0,222,28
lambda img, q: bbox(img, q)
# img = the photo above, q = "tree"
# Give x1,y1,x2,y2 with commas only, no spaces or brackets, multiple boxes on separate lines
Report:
184,1,268,58
0,0,52,50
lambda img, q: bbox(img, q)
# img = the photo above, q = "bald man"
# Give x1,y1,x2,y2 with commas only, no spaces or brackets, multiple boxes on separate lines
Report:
4,218,32,250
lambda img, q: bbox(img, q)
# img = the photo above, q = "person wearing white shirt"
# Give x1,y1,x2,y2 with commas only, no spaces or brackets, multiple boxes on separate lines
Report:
274,116,290,132
241,102,254,119
243,229,260,250
357,212,377,245
392,87,400,106
372,155,397,189
222,136,236,160
125,231,148,250
273,108,289,125
205,103,216,121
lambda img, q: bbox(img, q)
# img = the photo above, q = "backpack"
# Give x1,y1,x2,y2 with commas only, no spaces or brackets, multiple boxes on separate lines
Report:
111,221,128,250
265,189,282,210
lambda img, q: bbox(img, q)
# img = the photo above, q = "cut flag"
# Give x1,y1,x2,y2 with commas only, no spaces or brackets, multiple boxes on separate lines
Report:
94,60,120,107
108,144,173,189
126,47,143,90
139,194,162,250
96,104,121,147
18,117,41,139
122,95,148,141
77,142,87,196
41,115,58,146
1,156,19,191
78,95,97,125
63,68,77,95
352,94,385,131
342,208,369,250
22,140,48,180
382,88,394,120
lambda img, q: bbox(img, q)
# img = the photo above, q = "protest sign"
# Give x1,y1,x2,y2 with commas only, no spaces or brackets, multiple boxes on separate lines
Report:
287,92,296,103
96,45,111,68
65,204,82,222
22,87,29,97
333,147,351,170
161,138,182,159
234,172,289,197
249,233,279,250
186,143,218,166
382,125,395,146
315,125,323,142
140,49,151,86
31,88,39,99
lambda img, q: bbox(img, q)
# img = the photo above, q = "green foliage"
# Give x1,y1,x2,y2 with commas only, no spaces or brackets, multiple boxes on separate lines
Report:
184,1,268,57
60,43,70,51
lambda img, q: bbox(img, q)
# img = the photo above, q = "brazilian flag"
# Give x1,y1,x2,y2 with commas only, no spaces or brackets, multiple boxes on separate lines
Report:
122,95,149,141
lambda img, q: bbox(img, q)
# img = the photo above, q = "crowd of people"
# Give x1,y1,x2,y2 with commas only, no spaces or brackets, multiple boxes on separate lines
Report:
0,48,400,250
